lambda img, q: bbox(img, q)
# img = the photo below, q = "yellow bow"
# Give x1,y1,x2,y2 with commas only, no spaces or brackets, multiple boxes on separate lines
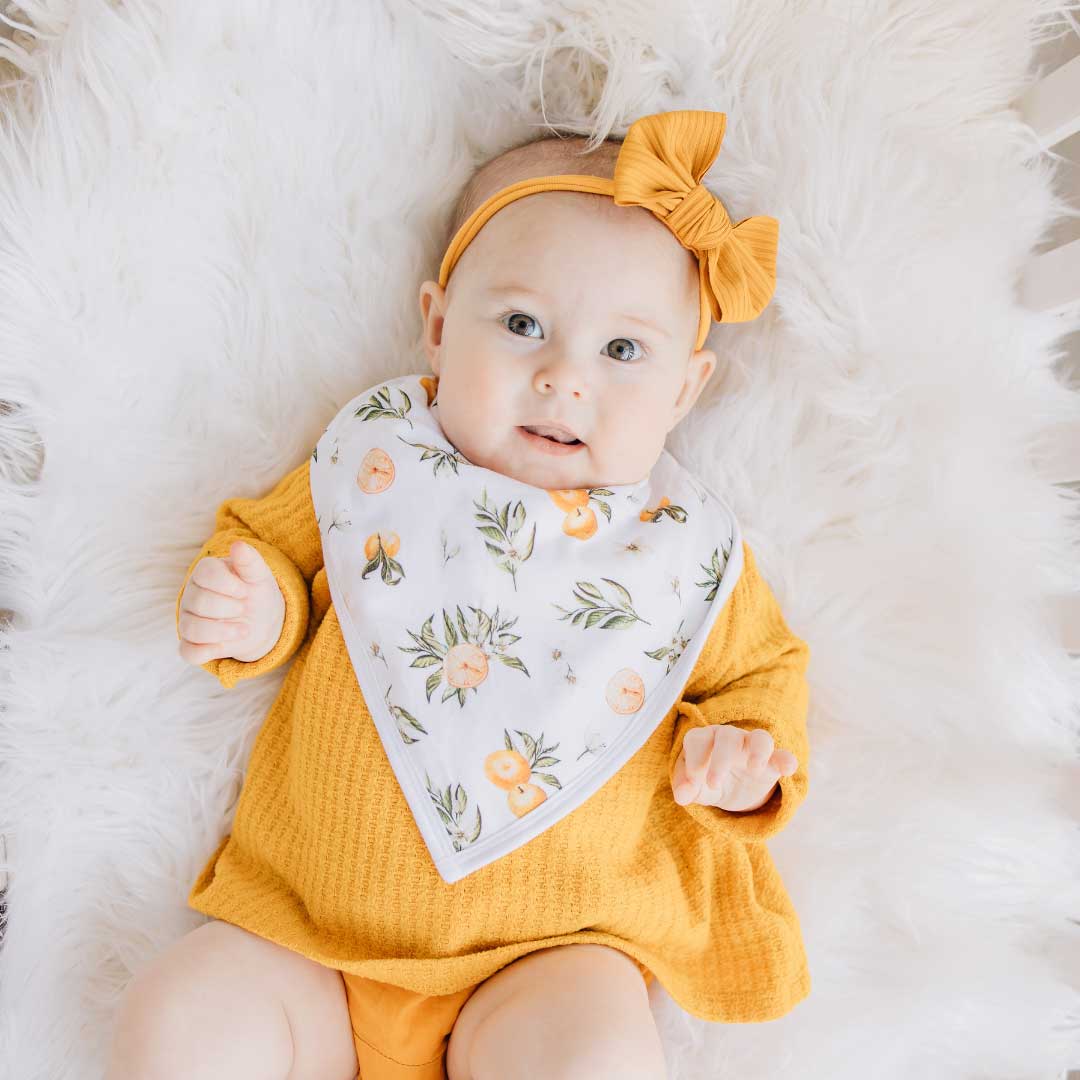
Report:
613,110,778,324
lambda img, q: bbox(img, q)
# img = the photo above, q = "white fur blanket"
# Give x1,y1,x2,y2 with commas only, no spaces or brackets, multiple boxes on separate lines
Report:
1,2,1079,1078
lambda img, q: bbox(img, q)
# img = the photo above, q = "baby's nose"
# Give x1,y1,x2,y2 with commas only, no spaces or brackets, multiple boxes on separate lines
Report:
533,360,586,397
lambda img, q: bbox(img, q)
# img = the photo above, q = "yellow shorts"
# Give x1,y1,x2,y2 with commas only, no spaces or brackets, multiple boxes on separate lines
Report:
341,950,654,1079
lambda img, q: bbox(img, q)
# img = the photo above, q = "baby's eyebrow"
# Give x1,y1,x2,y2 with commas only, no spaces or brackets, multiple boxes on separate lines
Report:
483,283,672,340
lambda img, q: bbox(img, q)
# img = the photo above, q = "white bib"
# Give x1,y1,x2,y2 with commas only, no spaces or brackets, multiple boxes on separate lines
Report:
309,373,744,884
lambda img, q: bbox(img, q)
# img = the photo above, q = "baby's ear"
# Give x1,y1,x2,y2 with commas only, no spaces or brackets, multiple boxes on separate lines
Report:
672,347,717,424
417,280,447,363
694,347,718,387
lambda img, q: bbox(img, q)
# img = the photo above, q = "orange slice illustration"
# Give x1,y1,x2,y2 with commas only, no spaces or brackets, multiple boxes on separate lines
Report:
443,642,489,688
420,375,439,406
357,448,395,493
605,668,645,714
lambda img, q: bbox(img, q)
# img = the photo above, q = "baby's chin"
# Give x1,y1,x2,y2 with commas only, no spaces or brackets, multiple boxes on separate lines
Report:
482,452,590,491
459,435,590,489
482,440,649,491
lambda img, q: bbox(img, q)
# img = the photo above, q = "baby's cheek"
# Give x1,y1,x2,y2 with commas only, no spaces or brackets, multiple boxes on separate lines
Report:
604,414,660,475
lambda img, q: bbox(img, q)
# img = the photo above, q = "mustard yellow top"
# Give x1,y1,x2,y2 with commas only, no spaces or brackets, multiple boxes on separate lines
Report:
177,457,813,1023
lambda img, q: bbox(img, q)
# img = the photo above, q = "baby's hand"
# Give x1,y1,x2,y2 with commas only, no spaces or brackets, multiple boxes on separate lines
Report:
671,724,797,812
177,541,285,666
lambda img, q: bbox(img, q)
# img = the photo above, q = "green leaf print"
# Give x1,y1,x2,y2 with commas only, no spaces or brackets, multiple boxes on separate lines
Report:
644,618,690,676
473,488,536,592
353,385,414,428
408,654,441,669
603,577,634,609
581,488,616,523
386,684,429,745
425,771,482,850
395,435,470,477
694,537,733,602
552,576,652,629
420,615,442,653
400,614,445,659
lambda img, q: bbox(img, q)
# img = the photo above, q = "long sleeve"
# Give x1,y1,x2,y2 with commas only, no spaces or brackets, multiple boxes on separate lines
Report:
175,457,324,690
668,540,811,842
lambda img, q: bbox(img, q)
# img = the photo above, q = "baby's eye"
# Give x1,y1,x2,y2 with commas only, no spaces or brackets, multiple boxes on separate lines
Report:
500,312,644,362
605,338,643,363
503,312,542,338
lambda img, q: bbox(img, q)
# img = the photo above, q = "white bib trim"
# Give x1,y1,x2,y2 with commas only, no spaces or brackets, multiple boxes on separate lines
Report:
309,373,744,883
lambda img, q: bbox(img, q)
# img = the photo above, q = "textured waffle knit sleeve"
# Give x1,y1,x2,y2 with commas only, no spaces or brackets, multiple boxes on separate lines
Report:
668,540,811,842
175,458,324,691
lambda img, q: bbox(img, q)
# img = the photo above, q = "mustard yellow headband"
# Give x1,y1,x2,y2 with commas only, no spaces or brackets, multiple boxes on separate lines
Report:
438,109,779,352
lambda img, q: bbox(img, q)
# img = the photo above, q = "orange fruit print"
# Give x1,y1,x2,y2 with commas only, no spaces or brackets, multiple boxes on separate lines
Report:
605,668,646,714
562,506,598,539
507,782,547,817
443,642,489,688
363,531,400,559
357,448,395,493
547,488,590,512
484,749,531,789
483,730,563,819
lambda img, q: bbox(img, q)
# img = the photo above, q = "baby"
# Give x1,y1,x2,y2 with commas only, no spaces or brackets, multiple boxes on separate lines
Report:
107,110,811,1080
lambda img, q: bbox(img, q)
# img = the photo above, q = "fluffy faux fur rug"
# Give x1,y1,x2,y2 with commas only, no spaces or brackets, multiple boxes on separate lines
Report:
1,1,1079,1078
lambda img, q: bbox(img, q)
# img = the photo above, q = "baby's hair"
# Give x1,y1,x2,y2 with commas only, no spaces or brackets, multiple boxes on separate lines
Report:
446,130,625,248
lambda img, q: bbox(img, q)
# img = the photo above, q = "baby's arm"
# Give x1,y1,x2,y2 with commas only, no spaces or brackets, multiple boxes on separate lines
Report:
668,540,810,842
175,458,324,690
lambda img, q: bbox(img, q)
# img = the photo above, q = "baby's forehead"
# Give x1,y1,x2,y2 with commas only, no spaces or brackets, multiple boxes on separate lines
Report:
475,194,699,300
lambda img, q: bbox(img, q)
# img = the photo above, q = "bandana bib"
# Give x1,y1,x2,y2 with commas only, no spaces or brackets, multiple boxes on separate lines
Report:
309,373,744,884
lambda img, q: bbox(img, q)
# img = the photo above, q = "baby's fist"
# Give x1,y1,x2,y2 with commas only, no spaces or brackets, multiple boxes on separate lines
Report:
177,541,285,666
672,724,797,812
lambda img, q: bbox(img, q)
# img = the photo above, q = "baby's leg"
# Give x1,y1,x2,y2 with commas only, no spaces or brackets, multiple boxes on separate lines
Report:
104,918,359,1080
446,942,667,1080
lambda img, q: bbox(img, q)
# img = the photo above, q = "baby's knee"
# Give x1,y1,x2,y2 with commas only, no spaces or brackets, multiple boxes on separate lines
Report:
466,978,666,1080
105,964,198,1080
470,1014,665,1080
104,940,293,1080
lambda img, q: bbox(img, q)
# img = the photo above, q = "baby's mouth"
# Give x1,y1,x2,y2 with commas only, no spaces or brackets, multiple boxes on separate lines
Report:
520,424,583,445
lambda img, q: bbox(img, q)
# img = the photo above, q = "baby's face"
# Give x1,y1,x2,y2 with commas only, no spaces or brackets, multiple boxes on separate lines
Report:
418,192,717,490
